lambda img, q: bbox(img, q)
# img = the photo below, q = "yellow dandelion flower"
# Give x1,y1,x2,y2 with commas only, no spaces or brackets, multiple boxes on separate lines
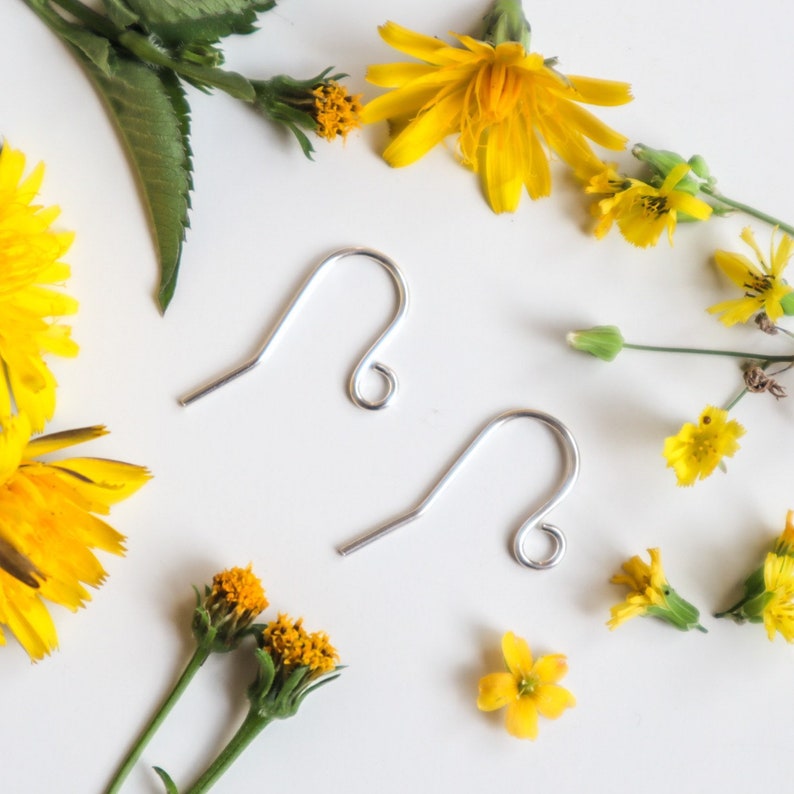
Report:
760,553,794,642
362,21,631,213
707,227,794,326
587,162,713,247
0,414,150,660
0,143,78,431
312,80,363,142
608,547,705,631
477,631,574,740
662,405,744,487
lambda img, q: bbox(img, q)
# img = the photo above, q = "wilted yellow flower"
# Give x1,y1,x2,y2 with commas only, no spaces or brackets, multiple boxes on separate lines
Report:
662,405,744,486
608,547,705,631
477,631,575,740
362,20,631,213
312,80,362,142
707,227,794,326
587,162,713,247
0,143,78,431
0,414,150,659
262,612,339,675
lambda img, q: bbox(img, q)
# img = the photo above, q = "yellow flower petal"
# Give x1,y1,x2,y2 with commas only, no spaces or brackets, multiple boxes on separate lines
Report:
505,695,539,739
477,672,518,711
532,653,569,684
534,683,576,719
502,630,533,679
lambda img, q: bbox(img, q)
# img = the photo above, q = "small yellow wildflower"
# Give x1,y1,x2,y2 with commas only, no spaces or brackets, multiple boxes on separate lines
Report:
662,405,745,487
707,227,794,326
262,612,339,674
587,162,713,247
608,548,705,631
362,20,631,213
312,80,362,142
0,414,150,659
477,631,575,740
0,143,78,431
760,553,794,642
193,564,269,652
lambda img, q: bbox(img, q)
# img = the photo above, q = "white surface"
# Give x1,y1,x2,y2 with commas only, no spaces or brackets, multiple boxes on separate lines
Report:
2,1,794,791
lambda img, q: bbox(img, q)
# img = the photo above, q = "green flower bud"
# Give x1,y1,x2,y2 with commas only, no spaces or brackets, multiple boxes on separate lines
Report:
566,325,624,361
632,143,703,195
687,154,711,180
482,0,532,49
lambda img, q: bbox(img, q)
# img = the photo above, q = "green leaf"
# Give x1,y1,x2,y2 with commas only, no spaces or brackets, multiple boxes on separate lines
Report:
103,0,141,29
153,766,180,794
83,58,193,311
123,0,276,45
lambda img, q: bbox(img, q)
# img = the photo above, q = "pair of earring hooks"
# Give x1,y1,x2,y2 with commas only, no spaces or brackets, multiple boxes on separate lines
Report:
180,247,580,569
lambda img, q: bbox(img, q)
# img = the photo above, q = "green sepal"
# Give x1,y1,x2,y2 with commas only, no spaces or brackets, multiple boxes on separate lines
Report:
482,0,531,50
645,586,707,632
121,0,276,46
153,766,179,794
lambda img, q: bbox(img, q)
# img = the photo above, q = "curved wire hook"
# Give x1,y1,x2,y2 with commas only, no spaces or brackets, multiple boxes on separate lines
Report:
179,247,409,410
337,408,580,569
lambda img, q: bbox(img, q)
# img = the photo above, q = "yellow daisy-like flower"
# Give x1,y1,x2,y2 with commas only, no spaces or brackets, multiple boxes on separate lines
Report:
0,143,78,432
707,227,794,326
608,547,705,631
362,21,632,213
477,631,575,740
760,552,794,642
587,162,713,247
0,414,150,660
662,405,745,487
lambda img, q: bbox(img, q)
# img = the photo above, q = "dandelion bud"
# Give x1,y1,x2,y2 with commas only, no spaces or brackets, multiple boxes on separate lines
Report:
632,143,702,195
687,154,711,180
193,565,268,652
566,325,624,361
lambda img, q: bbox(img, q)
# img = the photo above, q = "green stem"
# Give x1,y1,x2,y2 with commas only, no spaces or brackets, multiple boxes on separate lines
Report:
185,711,271,794
623,342,794,362
104,644,211,794
701,185,794,237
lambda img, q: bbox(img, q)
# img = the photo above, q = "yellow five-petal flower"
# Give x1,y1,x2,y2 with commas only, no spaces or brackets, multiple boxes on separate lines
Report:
477,631,574,739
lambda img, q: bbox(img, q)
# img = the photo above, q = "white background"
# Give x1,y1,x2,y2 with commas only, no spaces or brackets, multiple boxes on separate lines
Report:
2,0,794,791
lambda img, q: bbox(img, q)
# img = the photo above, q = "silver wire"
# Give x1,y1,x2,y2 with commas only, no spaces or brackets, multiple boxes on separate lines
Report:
337,408,580,569
178,247,409,410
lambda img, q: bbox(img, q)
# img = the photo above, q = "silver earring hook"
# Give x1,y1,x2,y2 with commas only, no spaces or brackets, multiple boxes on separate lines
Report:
337,408,580,569
179,247,409,410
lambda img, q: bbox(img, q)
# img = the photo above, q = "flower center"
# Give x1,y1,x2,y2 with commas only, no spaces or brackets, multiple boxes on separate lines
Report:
639,194,669,217
517,674,538,697
312,82,362,141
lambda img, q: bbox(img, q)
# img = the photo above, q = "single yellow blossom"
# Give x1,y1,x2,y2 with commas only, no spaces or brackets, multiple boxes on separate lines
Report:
362,21,631,213
0,143,78,431
760,553,794,642
262,612,339,675
707,227,794,326
477,631,575,740
587,162,713,247
0,414,150,659
193,564,269,652
608,547,705,631
662,405,744,487
312,80,363,141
